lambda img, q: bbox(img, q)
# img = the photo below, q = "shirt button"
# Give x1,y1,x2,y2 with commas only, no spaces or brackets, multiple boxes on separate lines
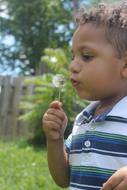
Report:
84,140,91,148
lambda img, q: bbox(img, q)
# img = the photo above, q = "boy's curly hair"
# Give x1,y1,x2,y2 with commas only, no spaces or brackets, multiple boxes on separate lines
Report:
75,1,127,57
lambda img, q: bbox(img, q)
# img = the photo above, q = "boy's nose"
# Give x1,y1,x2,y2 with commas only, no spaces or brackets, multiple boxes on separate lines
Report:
69,60,81,73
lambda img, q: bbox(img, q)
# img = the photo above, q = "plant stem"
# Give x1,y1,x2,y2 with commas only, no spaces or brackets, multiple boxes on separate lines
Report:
58,88,61,101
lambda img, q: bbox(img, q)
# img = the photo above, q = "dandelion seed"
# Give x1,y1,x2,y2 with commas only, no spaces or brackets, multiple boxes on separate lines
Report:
52,74,65,101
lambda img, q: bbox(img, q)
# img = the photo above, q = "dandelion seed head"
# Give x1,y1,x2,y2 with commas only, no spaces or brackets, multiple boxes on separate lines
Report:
52,74,65,88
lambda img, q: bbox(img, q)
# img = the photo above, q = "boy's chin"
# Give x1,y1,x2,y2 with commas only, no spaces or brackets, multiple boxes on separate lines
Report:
77,93,93,101
77,92,99,101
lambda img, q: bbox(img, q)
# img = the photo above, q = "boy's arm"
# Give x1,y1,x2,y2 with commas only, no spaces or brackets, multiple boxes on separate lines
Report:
43,101,70,187
101,166,127,190
47,139,70,187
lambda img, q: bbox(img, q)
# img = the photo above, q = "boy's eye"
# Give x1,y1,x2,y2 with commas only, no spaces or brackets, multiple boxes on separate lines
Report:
71,52,94,61
82,54,94,62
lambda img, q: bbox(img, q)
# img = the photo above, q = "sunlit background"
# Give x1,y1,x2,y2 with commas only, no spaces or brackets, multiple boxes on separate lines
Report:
0,0,118,76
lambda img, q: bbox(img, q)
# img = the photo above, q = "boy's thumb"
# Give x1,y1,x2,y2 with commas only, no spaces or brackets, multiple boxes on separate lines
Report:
49,101,62,109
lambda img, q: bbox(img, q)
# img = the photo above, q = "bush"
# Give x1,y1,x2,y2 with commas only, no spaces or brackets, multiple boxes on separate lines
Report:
20,48,88,146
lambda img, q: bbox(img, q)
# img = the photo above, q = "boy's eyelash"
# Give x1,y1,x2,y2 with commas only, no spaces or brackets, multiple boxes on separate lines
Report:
82,54,94,61
71,54,94,61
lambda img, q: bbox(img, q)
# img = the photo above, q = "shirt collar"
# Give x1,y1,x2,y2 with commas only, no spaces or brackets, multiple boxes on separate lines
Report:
83,102,112,123
77,96,127,124
107,96,127,118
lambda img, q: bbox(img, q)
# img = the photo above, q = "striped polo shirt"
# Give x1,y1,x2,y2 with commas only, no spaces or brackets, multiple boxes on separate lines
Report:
65,96,127,190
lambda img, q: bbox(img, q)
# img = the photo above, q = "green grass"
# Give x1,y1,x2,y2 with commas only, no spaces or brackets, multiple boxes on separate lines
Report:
0,141,68,190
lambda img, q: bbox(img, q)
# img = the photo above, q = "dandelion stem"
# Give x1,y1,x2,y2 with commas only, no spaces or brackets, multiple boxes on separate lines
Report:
58,88,61,101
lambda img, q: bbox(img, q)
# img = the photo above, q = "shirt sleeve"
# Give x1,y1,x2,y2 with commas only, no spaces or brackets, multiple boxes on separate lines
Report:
64,134,72,154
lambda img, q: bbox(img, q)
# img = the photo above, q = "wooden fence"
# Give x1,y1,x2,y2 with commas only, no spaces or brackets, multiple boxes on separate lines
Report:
0,75,34,140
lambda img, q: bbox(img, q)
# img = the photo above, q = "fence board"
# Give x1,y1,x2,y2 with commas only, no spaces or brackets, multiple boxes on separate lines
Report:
0,76,11,138
0,75,34,140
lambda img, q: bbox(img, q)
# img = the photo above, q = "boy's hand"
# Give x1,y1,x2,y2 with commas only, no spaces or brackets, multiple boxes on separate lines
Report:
101,166,127,190
42,101,68,141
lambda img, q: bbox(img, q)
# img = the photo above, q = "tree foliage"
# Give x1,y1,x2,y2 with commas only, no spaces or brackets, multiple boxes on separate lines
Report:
0,0,74,74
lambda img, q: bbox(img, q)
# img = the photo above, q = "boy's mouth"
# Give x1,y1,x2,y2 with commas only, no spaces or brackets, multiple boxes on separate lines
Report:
70,78,79,87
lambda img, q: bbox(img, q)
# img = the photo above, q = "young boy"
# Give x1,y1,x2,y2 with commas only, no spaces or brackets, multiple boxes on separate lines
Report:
43,2,127,190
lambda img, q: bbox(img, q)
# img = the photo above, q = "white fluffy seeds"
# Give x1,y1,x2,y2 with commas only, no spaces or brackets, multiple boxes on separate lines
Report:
52,74,65,88
52,74,65,101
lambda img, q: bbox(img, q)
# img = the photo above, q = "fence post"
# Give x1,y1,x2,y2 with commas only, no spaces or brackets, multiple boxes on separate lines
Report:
0,75,34,140
0,76,11,139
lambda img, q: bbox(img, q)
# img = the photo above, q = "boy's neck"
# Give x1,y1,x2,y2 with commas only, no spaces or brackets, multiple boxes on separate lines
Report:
94,95,127,117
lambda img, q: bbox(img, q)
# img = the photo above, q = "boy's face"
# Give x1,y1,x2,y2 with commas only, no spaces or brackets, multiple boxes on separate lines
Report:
70,23,125,101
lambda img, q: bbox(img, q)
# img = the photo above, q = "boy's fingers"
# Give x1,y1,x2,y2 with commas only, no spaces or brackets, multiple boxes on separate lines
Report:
46,107,65,120
101,173,123,190
43,113,63,126
49,101,62,109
